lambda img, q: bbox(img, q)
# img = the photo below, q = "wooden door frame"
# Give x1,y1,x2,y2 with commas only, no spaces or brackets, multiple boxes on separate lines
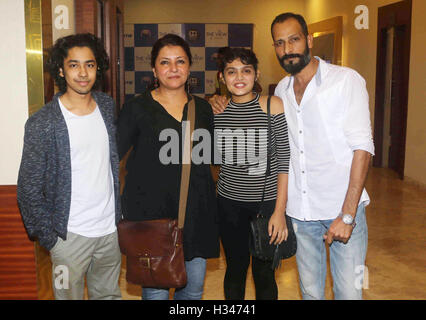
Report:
373,0,412,179
116,6,125,112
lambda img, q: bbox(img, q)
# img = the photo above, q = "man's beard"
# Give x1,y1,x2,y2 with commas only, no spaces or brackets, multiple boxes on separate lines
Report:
278,42,311,75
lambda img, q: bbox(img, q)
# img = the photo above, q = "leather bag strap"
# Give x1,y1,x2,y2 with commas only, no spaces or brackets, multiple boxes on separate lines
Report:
260,95,272,205
178,96,195,228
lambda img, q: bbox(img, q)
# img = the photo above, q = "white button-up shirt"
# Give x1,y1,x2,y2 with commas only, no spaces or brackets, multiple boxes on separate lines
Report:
275,57,374,221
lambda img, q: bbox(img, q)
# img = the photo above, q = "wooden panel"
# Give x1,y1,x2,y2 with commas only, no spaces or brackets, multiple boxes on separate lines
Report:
42,0,54,103
75,0,97,34
0,186,38,300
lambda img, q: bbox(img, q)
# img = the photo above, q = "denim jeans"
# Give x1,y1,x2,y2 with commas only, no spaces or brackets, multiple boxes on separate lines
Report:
291,203,368,300
142,257,206,300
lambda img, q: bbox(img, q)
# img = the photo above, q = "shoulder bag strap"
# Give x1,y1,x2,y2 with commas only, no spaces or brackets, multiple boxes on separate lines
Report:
178,96,196,228
260,95,272,205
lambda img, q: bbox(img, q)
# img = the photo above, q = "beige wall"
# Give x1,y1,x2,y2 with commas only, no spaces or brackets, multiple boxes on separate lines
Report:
0,0,29,185
305,0,426,185
124,0,306,94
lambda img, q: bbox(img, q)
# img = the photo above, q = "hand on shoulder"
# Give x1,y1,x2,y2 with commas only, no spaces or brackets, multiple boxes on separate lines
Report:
208,94,229,115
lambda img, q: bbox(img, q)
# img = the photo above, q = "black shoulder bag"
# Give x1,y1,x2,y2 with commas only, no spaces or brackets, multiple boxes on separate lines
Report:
248,95,297,269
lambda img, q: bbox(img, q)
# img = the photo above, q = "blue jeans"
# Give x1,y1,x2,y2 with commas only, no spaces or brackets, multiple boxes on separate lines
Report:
291,203,368,300
142,257,206,300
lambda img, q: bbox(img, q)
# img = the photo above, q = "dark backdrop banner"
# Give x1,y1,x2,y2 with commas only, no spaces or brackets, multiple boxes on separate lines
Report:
124,23,253,100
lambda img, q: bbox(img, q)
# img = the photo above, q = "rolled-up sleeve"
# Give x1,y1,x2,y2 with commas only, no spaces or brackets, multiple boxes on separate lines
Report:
343,71,375,155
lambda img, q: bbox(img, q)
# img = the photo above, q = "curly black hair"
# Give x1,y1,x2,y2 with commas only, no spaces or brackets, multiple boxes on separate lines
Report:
46,33,109,93
217,47,259,74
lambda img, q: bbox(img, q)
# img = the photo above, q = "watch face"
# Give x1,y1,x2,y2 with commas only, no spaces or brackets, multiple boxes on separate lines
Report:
343,214,353,224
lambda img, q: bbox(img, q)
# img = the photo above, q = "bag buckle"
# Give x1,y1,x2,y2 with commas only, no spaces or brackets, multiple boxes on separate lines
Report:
139,256,150,269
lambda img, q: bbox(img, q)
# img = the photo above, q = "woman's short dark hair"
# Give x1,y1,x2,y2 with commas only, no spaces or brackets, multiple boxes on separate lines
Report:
217,47,259,74
271,12,309,38
151,34,192,68
46,33,109,93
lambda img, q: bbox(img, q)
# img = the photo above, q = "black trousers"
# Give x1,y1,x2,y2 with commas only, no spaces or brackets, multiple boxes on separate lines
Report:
217,195,278,300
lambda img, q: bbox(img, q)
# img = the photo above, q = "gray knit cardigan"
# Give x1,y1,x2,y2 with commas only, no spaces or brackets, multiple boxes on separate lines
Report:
17,91,121,250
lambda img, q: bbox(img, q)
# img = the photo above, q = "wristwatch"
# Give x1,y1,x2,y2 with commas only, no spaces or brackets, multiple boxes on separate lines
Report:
340,213,356,228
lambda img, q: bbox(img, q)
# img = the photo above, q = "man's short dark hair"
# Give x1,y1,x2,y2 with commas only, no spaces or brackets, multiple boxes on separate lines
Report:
271,12,309,38
46,33,109,93
218,47,259,74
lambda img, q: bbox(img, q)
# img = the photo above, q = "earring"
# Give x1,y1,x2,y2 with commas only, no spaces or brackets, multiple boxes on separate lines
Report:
154,77,159,89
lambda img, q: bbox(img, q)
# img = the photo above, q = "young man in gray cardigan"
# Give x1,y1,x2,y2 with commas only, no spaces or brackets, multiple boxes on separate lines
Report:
17,33,122,300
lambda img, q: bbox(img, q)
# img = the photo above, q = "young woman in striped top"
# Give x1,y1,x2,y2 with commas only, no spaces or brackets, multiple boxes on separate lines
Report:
214,48,290,300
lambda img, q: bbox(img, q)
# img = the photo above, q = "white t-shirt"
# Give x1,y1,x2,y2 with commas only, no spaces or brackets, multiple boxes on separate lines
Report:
59,98,116,237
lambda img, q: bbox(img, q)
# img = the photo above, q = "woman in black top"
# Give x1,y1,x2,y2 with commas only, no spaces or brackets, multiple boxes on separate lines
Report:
117,34,219,300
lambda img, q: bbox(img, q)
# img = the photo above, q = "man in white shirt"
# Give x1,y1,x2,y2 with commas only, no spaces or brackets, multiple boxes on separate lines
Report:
210,12,374,300
18,34,122,300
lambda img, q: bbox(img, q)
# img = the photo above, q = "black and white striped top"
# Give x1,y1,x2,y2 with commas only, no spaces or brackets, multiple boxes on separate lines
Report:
214,93,290,202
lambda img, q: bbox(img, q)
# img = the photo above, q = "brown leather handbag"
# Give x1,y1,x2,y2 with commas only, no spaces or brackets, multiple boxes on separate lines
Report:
118,97,195,288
